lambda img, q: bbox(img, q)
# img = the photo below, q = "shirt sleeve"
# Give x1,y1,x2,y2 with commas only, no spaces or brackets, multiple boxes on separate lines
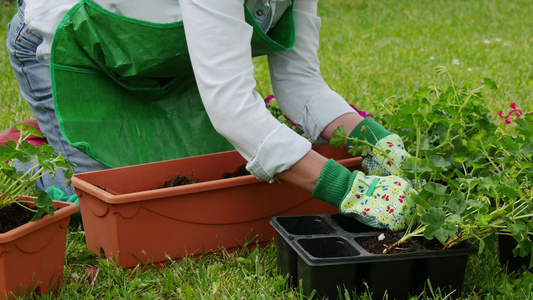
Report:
268,3,355,146
178,0,311,181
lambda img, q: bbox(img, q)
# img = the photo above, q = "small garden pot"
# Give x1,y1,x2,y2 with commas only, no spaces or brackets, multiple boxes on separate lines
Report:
71,146,361,268
271,214,476,299
0,199,79,300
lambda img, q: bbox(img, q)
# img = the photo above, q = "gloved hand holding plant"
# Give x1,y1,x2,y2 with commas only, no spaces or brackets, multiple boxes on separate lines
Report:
313,159,416,231
343,118,411,176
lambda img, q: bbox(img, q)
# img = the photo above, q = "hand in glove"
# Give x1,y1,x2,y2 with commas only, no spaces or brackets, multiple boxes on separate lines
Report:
313,159,416,231
348,118,410,176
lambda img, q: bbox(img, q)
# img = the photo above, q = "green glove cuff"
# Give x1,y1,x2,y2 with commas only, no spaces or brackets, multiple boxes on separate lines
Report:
45,185,81,222
312,159,358,207
347,118,392,148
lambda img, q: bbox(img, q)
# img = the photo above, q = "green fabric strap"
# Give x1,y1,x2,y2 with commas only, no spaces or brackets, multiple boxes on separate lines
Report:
365,177,380,197
312,159,358,207
50,0,295,168
347,118,392,148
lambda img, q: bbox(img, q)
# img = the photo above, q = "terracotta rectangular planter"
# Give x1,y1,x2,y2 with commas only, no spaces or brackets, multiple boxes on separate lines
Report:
271,214,476,299
71,146,362,268
0,200,79,300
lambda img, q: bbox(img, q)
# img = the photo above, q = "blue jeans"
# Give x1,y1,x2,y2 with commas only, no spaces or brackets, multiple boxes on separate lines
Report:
6,2,109,195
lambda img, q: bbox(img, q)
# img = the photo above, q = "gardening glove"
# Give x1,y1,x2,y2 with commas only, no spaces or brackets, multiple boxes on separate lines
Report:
348,118,410,176
313,159,416,231
361,156,388,176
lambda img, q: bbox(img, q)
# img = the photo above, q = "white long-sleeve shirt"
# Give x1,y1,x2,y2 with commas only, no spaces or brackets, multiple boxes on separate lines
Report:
23,0,354,181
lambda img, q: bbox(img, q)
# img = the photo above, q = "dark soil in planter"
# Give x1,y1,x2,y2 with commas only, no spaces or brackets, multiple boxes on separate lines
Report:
356,231,443,254
222,164,250,178
158,164,251,189
0,204,36,233
159,174,200,188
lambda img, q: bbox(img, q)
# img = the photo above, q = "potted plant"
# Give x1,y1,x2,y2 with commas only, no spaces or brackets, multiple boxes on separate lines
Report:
0,124,78,299
70,145,362,268
272,68,533,297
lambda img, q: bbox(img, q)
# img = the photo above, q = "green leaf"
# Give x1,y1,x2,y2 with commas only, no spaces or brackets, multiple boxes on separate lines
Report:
446,214,462,224
513,238,533,258
478,232,496,255
497,184,521,200
420,207,446,227
408,192,430,210
429,155,451,171
424,223,457,244
400,156,427,173
483,78,498,90
519,161,533,169
453,157,469,164
30,191,54,221
419,135,435,151
448,198,467,214
0,146,19,162
516,115,533,140
330,126,347,148
423,182,448,196
477,239,486,255
207,263,223,276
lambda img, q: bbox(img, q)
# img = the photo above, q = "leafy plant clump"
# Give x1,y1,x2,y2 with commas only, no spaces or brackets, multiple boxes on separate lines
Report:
0,124,75,223
332,66,533,256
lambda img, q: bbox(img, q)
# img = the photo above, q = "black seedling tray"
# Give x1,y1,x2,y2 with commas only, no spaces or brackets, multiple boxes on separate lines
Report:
271,214,476,299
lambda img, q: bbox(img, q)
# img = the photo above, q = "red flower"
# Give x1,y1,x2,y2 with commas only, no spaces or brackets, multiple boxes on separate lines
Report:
498,103,524,124
264,95,275,107
349,104,374,118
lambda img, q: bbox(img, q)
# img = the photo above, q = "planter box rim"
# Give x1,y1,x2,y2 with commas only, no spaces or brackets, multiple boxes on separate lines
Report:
72,153,361,205
0,200,79,243
71,171,263,204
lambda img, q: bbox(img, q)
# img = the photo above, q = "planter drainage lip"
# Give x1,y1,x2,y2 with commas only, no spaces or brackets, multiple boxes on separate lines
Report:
0,200,79,243
271,214,477,266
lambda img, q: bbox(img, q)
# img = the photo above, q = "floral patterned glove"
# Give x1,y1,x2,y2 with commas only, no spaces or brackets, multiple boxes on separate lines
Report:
348,118,410,176
339,171,416,231
361,156,387,175
312,159,416,231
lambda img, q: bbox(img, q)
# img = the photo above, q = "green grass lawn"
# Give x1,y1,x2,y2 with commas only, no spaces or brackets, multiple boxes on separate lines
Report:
2,0,533,299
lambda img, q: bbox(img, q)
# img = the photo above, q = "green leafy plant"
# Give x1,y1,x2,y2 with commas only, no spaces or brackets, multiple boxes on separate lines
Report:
0,124,75,221
332,66,533,256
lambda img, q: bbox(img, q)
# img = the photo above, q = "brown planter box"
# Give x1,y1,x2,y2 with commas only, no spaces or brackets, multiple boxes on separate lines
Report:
71,146,362,268
0,200,79,300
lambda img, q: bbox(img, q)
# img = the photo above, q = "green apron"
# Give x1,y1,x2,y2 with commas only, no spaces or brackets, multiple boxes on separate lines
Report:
50,0,295,168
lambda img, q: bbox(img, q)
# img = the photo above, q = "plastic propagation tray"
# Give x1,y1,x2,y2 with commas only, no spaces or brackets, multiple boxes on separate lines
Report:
270,214,476,299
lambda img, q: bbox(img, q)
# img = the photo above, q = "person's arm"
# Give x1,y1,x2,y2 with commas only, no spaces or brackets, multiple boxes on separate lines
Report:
178,0,312,182
267,0,364,146
277,113,362,192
